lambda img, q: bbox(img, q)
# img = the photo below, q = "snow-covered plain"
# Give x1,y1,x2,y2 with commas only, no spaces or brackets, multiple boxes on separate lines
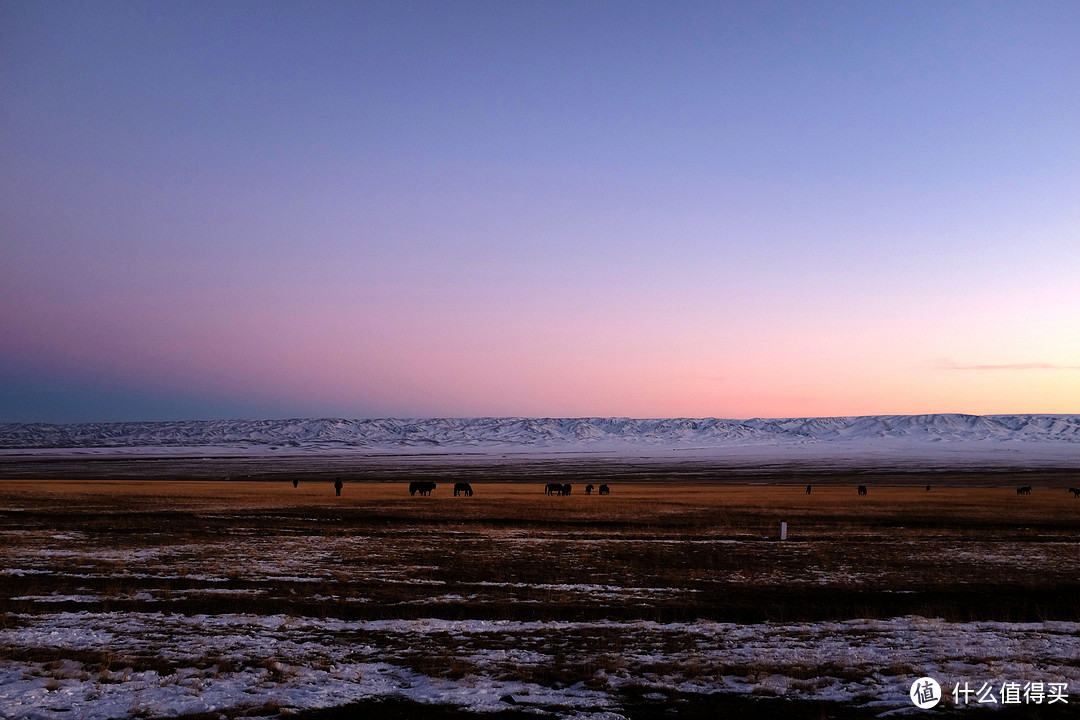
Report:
3,494,1079,720
3,612,1078,720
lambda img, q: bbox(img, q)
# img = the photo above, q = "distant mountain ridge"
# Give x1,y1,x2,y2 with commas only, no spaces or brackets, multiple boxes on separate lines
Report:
3,414,1080,450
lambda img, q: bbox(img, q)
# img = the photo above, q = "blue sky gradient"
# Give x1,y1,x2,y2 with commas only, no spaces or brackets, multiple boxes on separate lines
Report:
2,1,1078,422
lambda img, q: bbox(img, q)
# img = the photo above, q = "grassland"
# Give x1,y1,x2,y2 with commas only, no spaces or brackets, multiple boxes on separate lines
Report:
2,474,1079,719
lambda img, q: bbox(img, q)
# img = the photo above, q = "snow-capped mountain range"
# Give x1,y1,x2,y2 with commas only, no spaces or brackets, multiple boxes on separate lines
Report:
3,415,1080,453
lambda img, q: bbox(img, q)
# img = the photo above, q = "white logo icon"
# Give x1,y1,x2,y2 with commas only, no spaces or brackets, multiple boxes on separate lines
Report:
911,677,942,708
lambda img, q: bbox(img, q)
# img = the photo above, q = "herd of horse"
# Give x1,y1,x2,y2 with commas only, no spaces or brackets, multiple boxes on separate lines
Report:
800,483,1080,498
392,482,1080,498
403,481,612,497
543,483,610,496
803,484,1078,498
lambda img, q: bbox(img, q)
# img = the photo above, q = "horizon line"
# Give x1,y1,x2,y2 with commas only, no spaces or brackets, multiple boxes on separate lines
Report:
5,412,1079,426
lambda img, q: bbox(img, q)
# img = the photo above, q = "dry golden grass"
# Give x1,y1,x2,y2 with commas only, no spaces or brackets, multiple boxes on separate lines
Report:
3,479,1076,530
2,478,1079,623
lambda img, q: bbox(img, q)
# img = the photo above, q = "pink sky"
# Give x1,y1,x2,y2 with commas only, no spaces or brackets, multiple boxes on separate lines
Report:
2,2,1078,421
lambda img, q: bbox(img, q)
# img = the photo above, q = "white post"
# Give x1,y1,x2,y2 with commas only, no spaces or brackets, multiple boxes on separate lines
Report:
780,521,787,541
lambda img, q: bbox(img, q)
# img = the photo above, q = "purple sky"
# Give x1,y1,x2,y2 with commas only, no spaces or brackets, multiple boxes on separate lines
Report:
2,1,1078,422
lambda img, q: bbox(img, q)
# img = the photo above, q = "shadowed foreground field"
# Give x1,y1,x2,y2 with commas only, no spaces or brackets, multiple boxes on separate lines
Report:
2,477,1079,719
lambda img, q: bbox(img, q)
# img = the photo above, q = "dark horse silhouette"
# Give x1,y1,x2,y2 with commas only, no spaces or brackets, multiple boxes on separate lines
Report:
454,482,473,497
857,485,867,496
805,484,812,495
1069,488,1080,498
1017,486,1032,495
334,477,343,496
598,484,610,495
409,481,437,496
585,484,594,495
545,483,572,496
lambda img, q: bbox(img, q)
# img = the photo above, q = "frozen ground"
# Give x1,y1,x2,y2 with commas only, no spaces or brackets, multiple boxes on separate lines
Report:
2,478,1078,718
2,612,1079,720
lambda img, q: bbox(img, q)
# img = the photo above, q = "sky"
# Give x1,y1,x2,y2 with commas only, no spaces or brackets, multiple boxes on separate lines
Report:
2,1,1079,423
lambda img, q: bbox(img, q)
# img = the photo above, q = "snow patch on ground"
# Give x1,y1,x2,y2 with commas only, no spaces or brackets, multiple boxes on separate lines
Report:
1,613,1077,719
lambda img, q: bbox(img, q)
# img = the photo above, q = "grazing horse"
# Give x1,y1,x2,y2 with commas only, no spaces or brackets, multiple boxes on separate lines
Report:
292,479,299,488
409,481,437,496
585,484,594,495
545,483,574,496
598,484,610,495
805,484,812,495
857,485,867,496
454,482,473,497
1069,488,1080,498
1017,486,1032,496
925,485,931,492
